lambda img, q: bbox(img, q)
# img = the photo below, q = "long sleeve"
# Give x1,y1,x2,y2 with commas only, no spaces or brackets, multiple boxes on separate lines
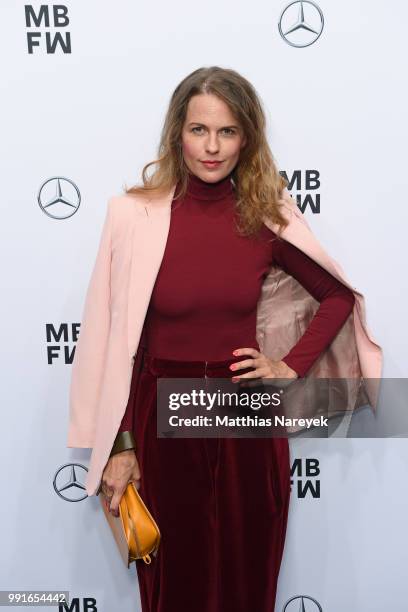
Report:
117,324,148,433
117,398,134,432
117,409,133,432
272,236,355,378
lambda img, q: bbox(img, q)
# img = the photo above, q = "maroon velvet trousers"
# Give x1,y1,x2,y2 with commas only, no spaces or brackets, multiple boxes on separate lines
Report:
131,352,291,612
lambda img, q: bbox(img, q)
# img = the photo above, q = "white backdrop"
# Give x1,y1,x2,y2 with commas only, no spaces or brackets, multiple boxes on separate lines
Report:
1,1,407,610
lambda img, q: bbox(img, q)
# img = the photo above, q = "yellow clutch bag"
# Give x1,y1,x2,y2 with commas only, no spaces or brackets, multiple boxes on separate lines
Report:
99,481,161,567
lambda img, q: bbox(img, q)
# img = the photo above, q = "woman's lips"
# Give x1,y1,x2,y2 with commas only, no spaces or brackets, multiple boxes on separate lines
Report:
201,161,223,168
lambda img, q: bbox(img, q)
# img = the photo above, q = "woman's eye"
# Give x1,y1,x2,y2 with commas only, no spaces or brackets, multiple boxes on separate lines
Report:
192,127,204,134
222,128,236,135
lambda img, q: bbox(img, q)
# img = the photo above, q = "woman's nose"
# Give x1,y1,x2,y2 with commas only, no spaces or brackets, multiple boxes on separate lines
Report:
205,135,220,153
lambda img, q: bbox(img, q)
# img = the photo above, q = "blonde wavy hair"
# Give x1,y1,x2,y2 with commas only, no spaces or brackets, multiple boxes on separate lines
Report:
124,66,289,237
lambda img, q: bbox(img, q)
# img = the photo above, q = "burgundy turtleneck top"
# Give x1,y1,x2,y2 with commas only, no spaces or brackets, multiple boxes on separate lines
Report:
118,170,355,432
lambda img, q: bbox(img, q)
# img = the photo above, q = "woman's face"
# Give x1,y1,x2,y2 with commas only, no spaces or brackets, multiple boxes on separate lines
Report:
181,93,247,183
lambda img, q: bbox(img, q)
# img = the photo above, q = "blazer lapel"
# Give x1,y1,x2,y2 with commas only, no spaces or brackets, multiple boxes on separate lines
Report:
127,185,177,359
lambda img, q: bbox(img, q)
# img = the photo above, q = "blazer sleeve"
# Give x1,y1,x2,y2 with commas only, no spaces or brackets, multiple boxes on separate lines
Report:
67,198,114,448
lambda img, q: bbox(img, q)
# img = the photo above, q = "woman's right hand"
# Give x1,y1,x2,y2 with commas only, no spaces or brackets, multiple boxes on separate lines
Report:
101,449,141,518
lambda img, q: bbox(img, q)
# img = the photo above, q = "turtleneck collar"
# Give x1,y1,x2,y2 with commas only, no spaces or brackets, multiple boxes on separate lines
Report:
185,170,234,201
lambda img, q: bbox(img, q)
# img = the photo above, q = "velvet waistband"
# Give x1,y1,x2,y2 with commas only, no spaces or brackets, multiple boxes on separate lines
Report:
143,351,254,378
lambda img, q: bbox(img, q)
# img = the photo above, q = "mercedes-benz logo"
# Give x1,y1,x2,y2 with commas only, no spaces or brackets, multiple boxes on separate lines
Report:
279,1,324,48
38,177,81,219
53,463,88,502
283,595,323,611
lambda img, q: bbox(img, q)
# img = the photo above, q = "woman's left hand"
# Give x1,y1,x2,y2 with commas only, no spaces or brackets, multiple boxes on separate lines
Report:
230,348,298,382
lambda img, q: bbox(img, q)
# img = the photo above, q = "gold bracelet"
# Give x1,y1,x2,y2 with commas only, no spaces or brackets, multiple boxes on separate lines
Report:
110,430,136,456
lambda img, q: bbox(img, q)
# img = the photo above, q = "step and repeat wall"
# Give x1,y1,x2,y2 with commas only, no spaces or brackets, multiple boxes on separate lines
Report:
1,1,407,611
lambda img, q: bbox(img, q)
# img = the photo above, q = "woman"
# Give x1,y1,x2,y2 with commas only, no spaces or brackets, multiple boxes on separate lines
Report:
67,66,382,611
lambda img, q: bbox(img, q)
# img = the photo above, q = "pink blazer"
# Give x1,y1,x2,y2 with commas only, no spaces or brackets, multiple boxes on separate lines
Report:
67,186,383,496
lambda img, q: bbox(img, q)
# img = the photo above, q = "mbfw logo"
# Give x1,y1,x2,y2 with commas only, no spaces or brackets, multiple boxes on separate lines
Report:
54,463,88,502
291,458,321,498
280,170,321,214
58,597,98,612
45,323,79,364
283,595,322,611
38,177,81,219
25,5,71,54
279,1,324,47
